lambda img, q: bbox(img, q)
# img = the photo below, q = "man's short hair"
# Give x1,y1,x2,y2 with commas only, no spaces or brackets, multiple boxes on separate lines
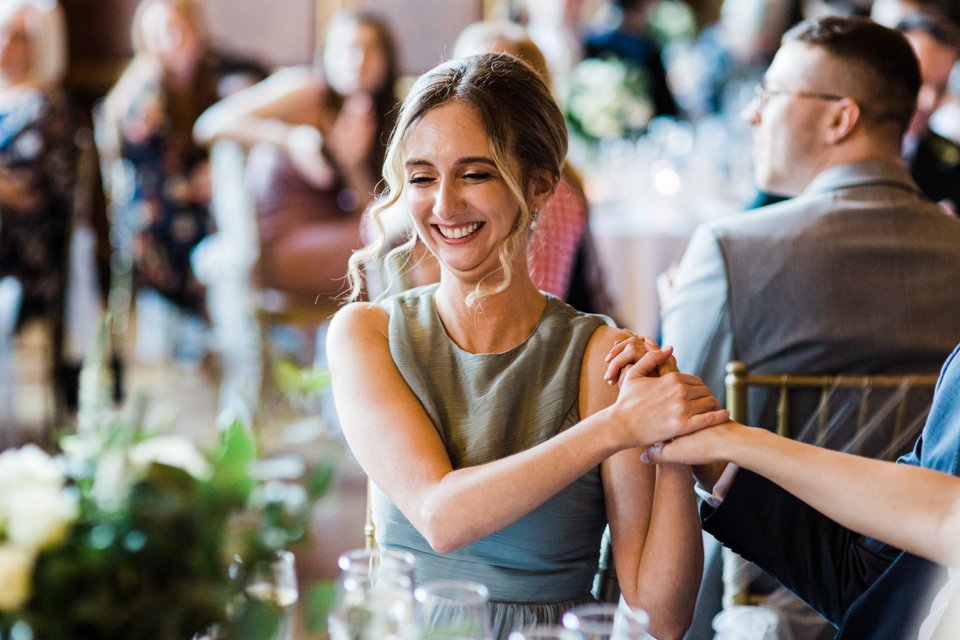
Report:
784,16,921,135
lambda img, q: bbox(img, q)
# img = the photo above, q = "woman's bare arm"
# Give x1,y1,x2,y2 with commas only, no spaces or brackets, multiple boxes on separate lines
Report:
585,330,703,640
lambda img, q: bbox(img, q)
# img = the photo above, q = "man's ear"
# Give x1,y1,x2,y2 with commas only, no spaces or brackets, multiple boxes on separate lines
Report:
526,169,557,213
825,97,861,144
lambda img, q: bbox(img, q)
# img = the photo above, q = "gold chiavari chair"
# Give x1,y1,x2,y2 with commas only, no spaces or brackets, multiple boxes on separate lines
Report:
721,360,939,608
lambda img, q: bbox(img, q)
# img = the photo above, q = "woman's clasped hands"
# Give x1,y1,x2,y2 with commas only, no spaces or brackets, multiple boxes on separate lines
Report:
604,335,732,455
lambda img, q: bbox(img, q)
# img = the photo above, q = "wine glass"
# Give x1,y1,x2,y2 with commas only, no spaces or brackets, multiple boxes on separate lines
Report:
414,579,493,639
244,550,299,640
562,602,649,639
328,548,417,640
508,626,582,639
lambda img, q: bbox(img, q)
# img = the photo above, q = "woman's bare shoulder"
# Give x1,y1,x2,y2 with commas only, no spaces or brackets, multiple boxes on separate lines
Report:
327,301,393,357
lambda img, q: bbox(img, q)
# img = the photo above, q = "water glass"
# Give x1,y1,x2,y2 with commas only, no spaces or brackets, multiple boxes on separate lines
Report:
244,550,299,640
508,626,582,639
328,548,417,640
562,602,649,639
415,579,493,640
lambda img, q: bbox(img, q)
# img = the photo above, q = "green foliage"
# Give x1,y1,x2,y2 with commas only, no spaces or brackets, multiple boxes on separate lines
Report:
273,360,332,398
304,581,336,635
11,419,328,640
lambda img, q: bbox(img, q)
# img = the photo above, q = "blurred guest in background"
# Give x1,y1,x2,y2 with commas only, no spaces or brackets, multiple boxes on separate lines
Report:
100,0,264,319
193,10,398,303
667,0,798,119
583,0,678,118
895,9,960,213
97,0,266,371
0,0,74,328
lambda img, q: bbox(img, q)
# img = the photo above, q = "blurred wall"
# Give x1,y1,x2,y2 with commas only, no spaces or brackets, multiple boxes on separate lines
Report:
204,0,316,67
354,0,484,73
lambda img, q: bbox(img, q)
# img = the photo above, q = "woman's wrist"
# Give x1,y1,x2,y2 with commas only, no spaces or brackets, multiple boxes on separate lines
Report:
721,423,774,472
585,404,631,458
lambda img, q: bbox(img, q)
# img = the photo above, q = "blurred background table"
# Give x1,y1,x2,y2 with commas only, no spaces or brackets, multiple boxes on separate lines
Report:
581,116,753,336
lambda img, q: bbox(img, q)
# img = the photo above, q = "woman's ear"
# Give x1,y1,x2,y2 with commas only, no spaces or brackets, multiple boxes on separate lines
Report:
526,169,557,214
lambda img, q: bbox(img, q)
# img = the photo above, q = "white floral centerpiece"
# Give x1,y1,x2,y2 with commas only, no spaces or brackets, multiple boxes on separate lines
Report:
566,56,654,142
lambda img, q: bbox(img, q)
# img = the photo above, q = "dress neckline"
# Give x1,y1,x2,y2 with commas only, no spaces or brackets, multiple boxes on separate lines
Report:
430,288,554,357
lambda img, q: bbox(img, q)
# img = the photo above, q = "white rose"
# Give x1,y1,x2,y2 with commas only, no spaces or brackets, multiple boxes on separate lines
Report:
0,544,35,611
0,444,64,490
0,445,66,533
129,436,212,480
6,487,78,553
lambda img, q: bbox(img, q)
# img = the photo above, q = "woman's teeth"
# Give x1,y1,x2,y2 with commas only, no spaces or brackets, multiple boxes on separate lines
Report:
438,222,480,239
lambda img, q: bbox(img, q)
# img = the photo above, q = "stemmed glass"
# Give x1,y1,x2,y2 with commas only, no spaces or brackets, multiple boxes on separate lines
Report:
562,602,649,639
328,548,417,640
244,549,299,640
414,579,493,639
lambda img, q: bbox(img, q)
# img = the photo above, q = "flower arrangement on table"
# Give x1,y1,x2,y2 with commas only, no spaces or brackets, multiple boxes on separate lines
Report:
0,317,335,640
566,55,655,142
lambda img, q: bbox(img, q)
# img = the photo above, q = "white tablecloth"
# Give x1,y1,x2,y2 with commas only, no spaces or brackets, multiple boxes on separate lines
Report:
589,194,741,337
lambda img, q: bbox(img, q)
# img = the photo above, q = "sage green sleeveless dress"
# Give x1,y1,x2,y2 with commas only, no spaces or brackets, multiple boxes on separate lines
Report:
375,284,615,639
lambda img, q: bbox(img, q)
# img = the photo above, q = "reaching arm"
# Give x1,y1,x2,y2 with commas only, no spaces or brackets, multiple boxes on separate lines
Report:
327,304,725,556
588,332,704,640
193,67,337,190
646,422,960,568
193,66,320,147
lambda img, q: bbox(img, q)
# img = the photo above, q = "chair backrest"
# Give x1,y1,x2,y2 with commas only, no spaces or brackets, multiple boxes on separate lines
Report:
721,360,939,608
725,361,939,460
91,101,138,340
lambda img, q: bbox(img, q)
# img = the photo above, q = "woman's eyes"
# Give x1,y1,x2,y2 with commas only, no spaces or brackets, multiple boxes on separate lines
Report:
463,172,492,181
406,170,495,185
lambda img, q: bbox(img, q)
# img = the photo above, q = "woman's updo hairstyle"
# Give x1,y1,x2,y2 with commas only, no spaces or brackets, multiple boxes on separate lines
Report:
347,52,568,306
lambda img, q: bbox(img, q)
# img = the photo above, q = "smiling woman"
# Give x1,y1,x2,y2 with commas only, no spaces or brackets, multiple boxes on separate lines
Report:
326,53,729,640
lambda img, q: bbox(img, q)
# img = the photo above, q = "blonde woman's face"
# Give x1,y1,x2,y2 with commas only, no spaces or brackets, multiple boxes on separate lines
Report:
141,2,202,78
323,21,389,96
0,11,31,83
402,101,524,282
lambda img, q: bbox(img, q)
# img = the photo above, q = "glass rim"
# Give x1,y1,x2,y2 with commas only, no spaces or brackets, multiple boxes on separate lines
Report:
414,579,490,605
337,547,416,571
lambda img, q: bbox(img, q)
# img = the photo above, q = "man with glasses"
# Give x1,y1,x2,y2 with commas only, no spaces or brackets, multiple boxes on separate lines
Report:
754,7,960,211
658,16,960,639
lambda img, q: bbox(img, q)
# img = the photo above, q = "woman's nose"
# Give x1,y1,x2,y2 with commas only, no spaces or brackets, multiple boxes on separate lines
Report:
433,181,460,219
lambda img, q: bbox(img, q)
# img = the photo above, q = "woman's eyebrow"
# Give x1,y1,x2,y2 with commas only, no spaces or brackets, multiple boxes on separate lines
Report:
404,156,497,168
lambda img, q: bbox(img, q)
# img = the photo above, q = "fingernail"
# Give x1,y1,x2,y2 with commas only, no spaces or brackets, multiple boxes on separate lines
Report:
640,450,650,463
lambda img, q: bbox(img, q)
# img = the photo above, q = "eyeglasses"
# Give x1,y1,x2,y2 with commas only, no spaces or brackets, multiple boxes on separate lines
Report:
754,83,845,108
